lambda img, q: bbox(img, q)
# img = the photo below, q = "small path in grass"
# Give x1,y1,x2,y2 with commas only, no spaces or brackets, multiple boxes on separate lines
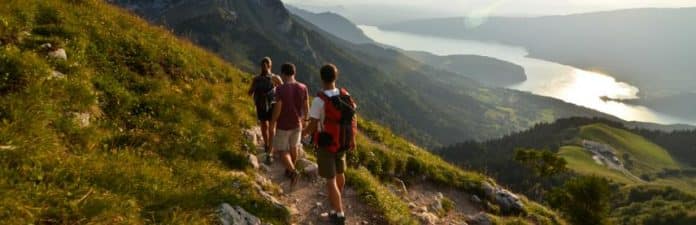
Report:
250,127,383,225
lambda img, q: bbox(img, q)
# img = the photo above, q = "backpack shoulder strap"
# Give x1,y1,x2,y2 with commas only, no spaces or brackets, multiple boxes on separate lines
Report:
339,88,350,96
317,91,329,101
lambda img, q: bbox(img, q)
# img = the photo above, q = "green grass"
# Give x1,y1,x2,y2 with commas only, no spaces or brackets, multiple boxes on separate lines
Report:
346,168,419,225
355,119,567,225
558,146,638,184
579,124,680,176
0,0,288,224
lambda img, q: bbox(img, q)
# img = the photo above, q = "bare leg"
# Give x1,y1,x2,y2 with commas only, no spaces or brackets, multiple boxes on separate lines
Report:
281,151,296,172
336,173,345,194
290,144,298,164
268,121,276,155
327,177,344,213
260,121,269,151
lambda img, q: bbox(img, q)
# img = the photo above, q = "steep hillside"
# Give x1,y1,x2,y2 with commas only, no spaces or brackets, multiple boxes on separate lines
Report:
0,1,568,224
404,51,527,87
110,0,614,148
0,0,287,224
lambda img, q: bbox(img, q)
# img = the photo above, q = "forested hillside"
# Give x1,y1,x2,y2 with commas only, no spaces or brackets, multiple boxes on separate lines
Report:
438,117,696,225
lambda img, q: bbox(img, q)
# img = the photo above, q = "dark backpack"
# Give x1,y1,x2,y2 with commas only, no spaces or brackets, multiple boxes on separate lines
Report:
314,88,357,153
253,74,276,111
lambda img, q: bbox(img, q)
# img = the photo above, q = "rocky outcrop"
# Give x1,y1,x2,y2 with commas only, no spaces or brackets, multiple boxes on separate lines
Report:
466,212,493,225
218,203,261,225
481,182,525,215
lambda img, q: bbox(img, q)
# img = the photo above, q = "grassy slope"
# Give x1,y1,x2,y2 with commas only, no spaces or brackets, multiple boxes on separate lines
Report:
558,124,695,195
558,146,638,184
0,0,289,224
579,124,680,176
355,119,567,225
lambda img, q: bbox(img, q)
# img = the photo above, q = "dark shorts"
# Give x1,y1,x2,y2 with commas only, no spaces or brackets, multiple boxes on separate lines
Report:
317,148,346,179
255,103,273,122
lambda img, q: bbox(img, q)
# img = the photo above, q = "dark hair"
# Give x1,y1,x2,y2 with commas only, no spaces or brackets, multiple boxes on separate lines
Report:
280,63,296,76
320,64,338,83
259,57,272,75
260,57,272,66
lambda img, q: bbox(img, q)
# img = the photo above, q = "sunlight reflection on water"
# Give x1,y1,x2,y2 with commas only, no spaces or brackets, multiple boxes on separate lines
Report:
359,25,692,125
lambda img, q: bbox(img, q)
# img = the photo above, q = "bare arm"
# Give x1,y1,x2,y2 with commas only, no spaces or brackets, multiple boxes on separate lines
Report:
272,75,283,87
303,118,319,137
272,100,282,124
247,78,256,96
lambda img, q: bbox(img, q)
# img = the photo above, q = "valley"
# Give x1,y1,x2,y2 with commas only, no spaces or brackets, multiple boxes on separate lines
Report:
380,8,696,122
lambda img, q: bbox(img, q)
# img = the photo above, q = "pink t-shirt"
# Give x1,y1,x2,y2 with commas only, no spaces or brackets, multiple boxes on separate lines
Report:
275,82,308,130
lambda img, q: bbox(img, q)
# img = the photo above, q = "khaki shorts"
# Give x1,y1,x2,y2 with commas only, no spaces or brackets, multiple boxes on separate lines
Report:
273,128,301,151
317,148,346,179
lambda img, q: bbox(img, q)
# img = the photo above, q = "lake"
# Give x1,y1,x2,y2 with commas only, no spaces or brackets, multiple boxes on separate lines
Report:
359,25,694,126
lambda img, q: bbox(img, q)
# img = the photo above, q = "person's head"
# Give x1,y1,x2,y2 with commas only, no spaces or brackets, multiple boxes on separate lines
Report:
280,63,296,77
260,57,272,75
320,64,338,85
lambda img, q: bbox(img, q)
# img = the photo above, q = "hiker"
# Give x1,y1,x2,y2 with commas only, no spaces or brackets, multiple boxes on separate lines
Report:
248,57,283,164
303,64,357,225
271,63,309,186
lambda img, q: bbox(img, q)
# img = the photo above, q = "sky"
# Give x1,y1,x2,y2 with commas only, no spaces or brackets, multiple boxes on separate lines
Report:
282,0,696,24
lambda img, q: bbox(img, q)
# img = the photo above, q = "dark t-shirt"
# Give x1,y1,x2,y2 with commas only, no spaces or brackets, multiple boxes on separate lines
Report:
275,81,308,130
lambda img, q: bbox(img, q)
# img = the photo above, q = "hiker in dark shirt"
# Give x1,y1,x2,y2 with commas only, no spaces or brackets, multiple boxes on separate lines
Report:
248,57,283,164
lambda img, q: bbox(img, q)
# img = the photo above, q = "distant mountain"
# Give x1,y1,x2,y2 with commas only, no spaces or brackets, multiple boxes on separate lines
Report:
110,0,618,148
381,8,696,119
286,6,374,44
404,51,527,86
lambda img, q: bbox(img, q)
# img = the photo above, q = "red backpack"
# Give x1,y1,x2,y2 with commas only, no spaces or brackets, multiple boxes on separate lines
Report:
314,88,357,153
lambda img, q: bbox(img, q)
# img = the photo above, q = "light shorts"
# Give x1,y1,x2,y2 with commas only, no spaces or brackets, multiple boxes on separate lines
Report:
273,128,301,151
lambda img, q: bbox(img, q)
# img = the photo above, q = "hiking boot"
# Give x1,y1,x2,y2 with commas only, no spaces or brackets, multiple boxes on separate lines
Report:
289,170,299,188
264,152,274,165
330,213,345,225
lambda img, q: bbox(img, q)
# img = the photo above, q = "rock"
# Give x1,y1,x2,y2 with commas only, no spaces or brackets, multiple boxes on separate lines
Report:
430,198,443,213
408,202,417,209
48,70,66,80
417,212,439,225
315,202,322,207
254,174,271,187
418,206,429,213
218,203,261,225
248,153,259,169
471,195,482,204
259,164,270,172
436,192,444,199
481,182,496,199
72,112,90,128
303,163,319,180
494,189,524,214
0,145,16,150
392,177,408,194
466,212,492,225
40,43,52,49
48,48,67,60
243,129,259,147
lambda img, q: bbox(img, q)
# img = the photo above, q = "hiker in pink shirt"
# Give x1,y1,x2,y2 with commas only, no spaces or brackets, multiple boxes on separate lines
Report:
271,63,309,186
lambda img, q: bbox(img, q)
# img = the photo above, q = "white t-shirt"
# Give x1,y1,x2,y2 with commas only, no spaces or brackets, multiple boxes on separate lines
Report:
309,88,340,131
